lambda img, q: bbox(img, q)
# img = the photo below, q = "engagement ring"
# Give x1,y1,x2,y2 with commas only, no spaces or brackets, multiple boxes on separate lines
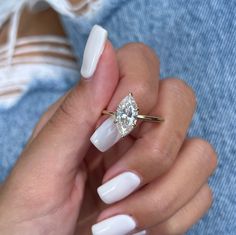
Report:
102,93,164,137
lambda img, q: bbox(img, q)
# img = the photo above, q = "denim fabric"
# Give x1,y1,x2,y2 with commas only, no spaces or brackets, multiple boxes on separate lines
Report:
0,0,236,234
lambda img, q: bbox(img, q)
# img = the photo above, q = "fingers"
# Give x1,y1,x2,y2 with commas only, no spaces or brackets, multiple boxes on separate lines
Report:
92,139,217,235
90,42,160,152
147,184,213,235
2,26,119,213
98,78,196,204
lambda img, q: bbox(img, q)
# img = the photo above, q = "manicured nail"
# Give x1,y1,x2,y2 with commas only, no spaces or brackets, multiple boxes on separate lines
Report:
90,117,122,152
81,24,108,78
92,214,136,235
97,172,141,204
133,230,147,235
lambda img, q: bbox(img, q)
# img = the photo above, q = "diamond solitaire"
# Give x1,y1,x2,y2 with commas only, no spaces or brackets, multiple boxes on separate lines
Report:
114,93,139,136
102,93,164,137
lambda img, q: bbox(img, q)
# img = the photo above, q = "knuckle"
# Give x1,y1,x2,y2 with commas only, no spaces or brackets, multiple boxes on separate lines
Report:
124,42,152,54
165,78,196,110
137,137,174,180
128,77,158,109
54,102,75,127
48,94,78,129
123,42,160,65
162,219,181,235
153,193,175,220
166,220,190,235
58,103,74,123
135,80,150,96
47,88,94,132
134,81,157,105
189,138,218,171
144,138,173,168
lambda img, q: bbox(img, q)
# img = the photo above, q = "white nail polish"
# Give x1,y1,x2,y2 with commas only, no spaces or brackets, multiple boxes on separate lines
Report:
133,230,147,235
81,25,108,78
97,172,141,204
92,215,136,235
90,118,122,152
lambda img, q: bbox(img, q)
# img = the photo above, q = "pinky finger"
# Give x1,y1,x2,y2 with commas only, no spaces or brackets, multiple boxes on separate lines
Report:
141,184,213,235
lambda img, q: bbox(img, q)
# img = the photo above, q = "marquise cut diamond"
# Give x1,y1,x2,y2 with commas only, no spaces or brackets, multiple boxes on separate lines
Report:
114,93,139,137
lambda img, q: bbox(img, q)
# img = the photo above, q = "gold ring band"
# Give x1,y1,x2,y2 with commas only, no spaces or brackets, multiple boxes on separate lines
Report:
102,110,164,123
101,92,164,137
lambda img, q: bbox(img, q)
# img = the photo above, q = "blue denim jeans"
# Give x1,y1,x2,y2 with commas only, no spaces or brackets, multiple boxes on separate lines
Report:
0,0,236,234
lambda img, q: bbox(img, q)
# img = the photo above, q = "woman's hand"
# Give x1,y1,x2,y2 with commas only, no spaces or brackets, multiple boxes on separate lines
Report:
0,26,217,235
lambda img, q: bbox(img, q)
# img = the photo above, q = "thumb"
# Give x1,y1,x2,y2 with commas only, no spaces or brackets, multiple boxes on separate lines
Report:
6,25,119,192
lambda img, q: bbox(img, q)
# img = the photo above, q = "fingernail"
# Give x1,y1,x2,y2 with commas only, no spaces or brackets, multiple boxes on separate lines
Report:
92,214,136,235
81,24,108,78
133,231,147,235
90,117,122,152
97,172,141,204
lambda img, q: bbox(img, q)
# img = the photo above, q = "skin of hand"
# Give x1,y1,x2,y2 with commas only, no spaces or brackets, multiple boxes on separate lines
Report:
0,40,217,235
